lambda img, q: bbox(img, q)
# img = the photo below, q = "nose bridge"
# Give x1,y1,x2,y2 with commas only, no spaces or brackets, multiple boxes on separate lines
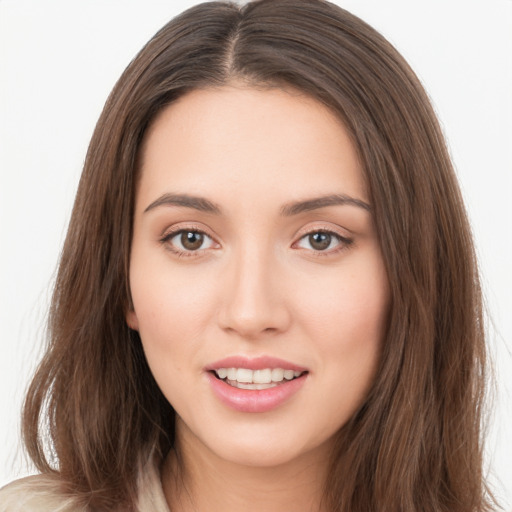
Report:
219,239,289,338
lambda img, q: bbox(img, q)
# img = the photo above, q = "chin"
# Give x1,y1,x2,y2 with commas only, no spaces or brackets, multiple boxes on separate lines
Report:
215,441,311,469
185,419,333,470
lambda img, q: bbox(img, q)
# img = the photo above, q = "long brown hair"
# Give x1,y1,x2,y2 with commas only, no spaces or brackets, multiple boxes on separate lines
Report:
22,1,493,510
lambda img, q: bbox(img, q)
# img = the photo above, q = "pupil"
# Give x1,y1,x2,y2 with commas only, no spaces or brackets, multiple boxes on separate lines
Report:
309,232,331,251
181,231,203,250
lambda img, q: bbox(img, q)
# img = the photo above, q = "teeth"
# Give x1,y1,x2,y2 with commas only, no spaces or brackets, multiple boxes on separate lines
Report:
236,368,253,383
214,367,304,384
271,368,284,381
233,382,278,390
253,369,272,384
216,368,228,379
283,369,295,380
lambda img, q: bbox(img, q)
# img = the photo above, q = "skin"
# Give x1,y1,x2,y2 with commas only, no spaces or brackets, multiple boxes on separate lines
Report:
127,85,390,512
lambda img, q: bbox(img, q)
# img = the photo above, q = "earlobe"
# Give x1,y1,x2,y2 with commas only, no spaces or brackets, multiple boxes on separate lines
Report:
126,310,139,331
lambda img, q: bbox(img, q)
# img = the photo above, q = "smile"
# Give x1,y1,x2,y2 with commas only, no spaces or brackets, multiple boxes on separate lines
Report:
206,357,309,413
214,367,305,389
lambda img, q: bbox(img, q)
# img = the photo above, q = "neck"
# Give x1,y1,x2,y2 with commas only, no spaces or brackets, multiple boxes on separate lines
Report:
161,426,329,512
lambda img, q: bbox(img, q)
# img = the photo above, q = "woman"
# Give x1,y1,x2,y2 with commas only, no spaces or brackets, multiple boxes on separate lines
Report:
0,0,496,510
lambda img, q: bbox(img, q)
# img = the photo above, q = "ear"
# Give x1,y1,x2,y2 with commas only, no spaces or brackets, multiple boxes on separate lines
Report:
126,309,139,331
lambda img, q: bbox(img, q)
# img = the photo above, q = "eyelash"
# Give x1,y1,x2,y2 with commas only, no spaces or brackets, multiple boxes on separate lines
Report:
159,226,218,259
293,229,353,256
159,227,353,258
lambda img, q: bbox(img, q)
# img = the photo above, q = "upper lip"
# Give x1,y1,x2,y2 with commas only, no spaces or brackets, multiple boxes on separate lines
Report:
205,355,308,372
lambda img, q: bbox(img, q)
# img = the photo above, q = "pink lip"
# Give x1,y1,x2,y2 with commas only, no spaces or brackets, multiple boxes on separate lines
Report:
205,355,307,372
206,372,307,413
204,356,309,413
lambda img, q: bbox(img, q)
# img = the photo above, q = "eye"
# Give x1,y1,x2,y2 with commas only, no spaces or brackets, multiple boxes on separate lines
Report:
295,230,352,253
162,229,216,254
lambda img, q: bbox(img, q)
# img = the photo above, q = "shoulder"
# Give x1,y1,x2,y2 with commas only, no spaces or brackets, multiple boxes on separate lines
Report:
0,461,169,512
0,474,87,512
0,458,168,512
136,456,170,512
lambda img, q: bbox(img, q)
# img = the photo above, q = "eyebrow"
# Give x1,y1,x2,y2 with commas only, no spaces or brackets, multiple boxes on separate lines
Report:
143,192,371,216
144,193,222,214
280,194,371,216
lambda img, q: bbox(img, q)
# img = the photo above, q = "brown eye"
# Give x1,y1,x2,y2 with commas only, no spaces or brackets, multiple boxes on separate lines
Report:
308,232,332,251
295,230,351,254
163,229,216,254
181,231,204,251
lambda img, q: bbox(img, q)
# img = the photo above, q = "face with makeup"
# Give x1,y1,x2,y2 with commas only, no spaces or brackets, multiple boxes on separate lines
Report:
127,85,389,471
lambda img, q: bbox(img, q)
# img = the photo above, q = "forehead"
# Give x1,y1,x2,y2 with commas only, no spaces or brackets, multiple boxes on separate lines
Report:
137,85,366,211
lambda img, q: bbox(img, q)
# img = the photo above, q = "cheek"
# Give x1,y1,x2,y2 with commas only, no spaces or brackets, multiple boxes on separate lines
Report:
128,265,213,410
296,256,389,346
294,251,389,403
127,255,220,399
314,285,386,380
308,277,388,429
130,254,215,341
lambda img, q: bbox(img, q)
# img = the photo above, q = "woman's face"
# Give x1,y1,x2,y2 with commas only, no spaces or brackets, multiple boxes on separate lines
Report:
128,85,389,469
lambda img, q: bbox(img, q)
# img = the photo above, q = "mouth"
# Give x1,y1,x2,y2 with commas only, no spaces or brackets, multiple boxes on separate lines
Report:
211,367,307,390
205,356,309,412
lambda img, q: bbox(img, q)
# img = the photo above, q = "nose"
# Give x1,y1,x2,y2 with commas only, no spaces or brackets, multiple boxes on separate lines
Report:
217,245,291,339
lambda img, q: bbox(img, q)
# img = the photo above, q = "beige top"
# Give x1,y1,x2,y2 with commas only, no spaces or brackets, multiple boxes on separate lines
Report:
0,460,170,512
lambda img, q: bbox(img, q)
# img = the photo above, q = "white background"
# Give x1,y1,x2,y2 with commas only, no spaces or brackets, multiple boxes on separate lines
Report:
1,0,511,508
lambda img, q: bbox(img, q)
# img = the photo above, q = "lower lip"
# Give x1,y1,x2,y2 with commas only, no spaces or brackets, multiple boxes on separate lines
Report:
206,372,307,413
